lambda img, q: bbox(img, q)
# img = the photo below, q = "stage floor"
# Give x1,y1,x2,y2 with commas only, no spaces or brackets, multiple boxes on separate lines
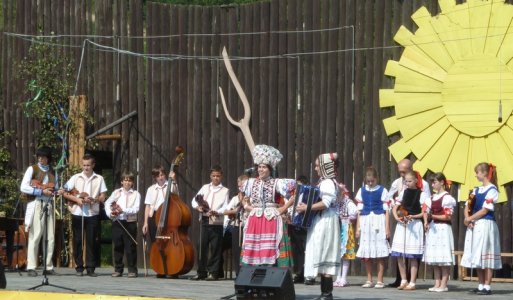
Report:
3,267,513,299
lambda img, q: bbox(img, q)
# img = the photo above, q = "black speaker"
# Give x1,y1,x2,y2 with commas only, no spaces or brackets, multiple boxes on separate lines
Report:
234,266,295,300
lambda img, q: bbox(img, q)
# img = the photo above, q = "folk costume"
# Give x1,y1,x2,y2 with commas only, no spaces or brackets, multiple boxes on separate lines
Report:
334,192,358,287
390,188,428,259
304,153,341,300
191,182,229,279
241,145,296,267
20,147,56,275
65,171,108,275
105,187,141,276
422,191,456,266
355,185,390,260
461,184,502,270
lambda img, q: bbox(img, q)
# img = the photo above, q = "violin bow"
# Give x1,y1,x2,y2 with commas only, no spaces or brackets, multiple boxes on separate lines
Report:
218,47,256,152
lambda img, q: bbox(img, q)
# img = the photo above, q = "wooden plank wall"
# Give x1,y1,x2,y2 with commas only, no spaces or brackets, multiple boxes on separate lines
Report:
0,0,512,276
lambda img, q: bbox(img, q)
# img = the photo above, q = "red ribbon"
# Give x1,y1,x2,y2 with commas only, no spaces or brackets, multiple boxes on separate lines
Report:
415,171,423,189
488,163,495,181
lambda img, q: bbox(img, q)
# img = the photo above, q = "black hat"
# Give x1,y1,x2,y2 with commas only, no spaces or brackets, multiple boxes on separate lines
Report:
36,146,52,160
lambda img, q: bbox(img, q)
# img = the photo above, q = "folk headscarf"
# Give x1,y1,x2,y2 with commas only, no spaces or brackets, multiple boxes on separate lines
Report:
318,153,338,179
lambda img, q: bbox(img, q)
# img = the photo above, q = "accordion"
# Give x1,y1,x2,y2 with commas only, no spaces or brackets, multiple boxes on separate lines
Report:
291,184,321,228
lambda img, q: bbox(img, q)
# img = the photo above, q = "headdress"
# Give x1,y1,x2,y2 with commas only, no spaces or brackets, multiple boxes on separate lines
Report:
252,144,283,169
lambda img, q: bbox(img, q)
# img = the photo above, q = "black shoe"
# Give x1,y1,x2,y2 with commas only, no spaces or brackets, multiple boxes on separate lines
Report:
76,271,84,276
190,274,207,280
320,293,333,300
43,269,58,276
470,288,480,294
87,271,98,277
305,278,316,285
294,275,305,284
388,281,401,288
167,275,179,279
476,289,492,296
205,274,219,281
27,269,38,277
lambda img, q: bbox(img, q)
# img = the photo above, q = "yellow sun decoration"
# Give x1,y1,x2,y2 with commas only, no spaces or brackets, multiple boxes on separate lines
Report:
380,0,513,202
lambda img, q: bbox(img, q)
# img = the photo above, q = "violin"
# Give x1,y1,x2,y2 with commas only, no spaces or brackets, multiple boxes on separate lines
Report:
195,194,210,213
65,188,94,205
149,146,194,276
31,179,55,193
110,201,122,217
397,205,410,223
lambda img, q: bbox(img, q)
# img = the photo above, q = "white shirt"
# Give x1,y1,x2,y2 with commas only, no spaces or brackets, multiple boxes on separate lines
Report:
65,172,108,217
105,188,141,221
144,181,168,216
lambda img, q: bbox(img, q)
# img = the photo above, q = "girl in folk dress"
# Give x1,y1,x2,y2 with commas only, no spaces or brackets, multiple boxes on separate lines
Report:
297,153,341,300
390,171,429,291
422,172,456,292
333,183,358,287
241,145,296,267
355,167,390,289
461,163,502,296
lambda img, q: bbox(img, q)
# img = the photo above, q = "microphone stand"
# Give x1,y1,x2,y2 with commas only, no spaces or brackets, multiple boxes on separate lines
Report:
28,188,75,292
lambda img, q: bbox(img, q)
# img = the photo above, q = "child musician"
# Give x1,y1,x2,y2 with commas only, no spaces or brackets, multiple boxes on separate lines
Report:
422,172,456,292
190,165,229,281
461,163,502,295
105,172,141,278
333,183,357,287
390,171,428,291
355,167,390,289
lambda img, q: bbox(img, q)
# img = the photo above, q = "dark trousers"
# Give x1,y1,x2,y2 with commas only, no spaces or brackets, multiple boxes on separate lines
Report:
72,214,99,273
112,220,138,274
288,224,307,277
196,221,223,277
231,225,244,276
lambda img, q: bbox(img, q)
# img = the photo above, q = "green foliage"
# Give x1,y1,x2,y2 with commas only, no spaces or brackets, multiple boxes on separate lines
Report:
0,132,21,216
16,38,93,152
149,0,263,5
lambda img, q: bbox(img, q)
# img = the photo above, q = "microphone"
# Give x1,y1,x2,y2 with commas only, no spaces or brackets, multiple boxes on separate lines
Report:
498,99,503,123
243,167,255,175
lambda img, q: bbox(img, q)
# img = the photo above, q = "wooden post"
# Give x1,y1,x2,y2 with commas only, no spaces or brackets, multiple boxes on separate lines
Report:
69,95,87,167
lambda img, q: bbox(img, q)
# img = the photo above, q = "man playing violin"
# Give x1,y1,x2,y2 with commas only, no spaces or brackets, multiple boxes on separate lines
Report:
20,146,57,277
61,153,107,277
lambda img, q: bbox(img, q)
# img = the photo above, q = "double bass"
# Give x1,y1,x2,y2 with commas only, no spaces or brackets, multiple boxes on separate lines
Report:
149,146,194,276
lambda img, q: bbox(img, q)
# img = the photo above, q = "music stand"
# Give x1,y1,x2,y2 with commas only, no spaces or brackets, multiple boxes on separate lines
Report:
28,177,75,292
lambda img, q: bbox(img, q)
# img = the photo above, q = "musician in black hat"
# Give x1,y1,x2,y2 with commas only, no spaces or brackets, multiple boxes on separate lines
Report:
20,146,57,276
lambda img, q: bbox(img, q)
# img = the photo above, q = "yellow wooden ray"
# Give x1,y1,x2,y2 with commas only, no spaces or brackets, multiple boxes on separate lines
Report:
380,0,513,202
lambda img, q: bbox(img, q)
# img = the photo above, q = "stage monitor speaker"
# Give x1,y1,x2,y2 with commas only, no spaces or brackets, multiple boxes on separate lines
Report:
234,266,295,300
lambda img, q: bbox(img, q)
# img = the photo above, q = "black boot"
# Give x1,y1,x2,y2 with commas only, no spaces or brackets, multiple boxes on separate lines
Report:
321,277,333,300
313,277,326,300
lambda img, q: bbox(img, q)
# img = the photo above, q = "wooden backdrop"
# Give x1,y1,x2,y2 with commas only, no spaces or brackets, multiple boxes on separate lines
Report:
1,0,512,276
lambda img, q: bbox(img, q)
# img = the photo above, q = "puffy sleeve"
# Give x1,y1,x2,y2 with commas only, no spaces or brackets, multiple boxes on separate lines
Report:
395,190,404,205
347,200,358,220
387,178,399,201
355,188,363,210
483,186,499,211
276,178,296,199
422,196,432,213
442,194,457,216
419,191,429,205
381,187,390,210
319,179,337,208
422,180,431,197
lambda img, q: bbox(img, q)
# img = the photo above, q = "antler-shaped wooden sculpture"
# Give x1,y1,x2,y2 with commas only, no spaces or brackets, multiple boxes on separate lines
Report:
218,47,256,152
